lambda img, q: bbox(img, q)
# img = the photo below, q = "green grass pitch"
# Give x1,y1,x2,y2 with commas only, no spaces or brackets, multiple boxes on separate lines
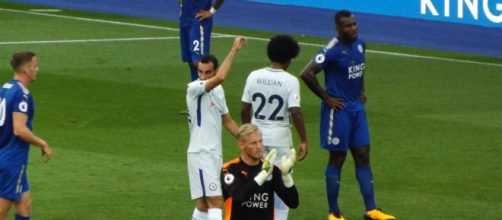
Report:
0,2,501,219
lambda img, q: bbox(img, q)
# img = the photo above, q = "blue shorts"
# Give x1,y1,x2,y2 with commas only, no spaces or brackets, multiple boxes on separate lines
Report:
0,163,30,201
179,21,212,63
319,104,370,151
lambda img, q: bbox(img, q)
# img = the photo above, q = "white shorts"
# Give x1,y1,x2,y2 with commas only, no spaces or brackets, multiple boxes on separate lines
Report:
264,145,292,165
187,152,223,200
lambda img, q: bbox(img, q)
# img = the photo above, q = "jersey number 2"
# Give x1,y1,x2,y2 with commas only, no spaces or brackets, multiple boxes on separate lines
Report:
252,93,284,121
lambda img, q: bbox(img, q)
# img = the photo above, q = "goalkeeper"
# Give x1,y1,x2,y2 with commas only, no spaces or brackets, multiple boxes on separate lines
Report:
221,124,298,220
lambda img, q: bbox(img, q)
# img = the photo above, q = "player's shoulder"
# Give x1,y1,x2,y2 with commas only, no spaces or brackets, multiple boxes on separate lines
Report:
187,79,204,87
1,80,29,96
325,37,340,50
223,157,241,169
247,68,267,78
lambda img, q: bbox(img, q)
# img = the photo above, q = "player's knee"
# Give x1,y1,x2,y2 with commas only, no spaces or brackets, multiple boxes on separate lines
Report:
328,152,346,167
206,196,224,208
13,193,31,217
15,203,31,217
190,61,199,68
196,199,209,212
353,152,370,166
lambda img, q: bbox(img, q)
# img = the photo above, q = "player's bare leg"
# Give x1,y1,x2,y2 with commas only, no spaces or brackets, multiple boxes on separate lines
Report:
14,192,32,219
206,196,223,220
192,198,209,220
0,198,13,220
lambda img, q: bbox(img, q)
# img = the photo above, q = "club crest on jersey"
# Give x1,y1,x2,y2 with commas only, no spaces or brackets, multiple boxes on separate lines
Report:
358,44,364,53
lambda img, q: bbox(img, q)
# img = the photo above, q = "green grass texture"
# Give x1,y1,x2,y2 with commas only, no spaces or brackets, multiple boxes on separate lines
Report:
0,2,501,219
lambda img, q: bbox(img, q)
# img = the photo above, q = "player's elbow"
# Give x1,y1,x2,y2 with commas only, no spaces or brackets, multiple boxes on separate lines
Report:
214,74,225,84
13,126,25,137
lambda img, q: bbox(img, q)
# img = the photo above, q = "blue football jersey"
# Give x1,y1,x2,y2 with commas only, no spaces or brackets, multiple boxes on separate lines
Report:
179,0,213,27
0,80,34,165
314,37,366,111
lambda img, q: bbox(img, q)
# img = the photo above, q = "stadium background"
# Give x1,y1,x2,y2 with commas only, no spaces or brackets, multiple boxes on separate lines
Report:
9,0,502,57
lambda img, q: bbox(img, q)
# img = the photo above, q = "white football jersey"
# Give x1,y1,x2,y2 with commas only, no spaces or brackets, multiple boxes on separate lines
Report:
186,80,229,155
241,67,301,147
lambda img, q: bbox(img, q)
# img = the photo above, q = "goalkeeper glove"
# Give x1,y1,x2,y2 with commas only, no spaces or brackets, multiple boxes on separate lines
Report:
279,148,296,187
279,148,296,175
254,149,277,186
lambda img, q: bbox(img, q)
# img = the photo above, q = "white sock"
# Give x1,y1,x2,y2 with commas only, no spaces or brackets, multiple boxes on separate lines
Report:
274,193,290,220
192,208,208,220
207,208,222,220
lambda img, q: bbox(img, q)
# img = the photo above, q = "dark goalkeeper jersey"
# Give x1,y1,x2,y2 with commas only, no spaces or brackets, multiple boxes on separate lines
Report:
221,158,299,220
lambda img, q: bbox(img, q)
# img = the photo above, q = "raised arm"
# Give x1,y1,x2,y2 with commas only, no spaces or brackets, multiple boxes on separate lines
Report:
204,37,246,92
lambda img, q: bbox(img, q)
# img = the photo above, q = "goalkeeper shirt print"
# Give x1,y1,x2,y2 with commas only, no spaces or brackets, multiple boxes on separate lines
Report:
221,158,298,220
186,80,229,155
241,67,301,147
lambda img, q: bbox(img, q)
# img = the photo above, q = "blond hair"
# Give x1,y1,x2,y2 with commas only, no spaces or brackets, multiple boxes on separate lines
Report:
237,123,261,143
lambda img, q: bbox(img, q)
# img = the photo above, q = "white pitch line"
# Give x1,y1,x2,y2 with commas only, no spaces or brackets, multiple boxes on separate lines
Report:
0,37,177,45
0,7,501,68
0,7,180,32
29,9,62,12
0,35,232,45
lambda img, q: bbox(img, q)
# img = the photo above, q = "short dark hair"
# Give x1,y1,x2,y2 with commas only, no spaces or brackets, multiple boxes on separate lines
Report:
11,51,36,72
267,35,299,64
199,55,219,70
335,10,353,26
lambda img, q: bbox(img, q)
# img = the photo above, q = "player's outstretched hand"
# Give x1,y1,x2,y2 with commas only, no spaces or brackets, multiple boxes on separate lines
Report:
233,36,247,50
254,149,277,186
279,148,296,175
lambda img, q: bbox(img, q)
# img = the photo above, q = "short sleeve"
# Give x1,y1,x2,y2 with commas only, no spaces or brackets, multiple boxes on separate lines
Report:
214,87,229,115
241,76,252,104
12,90,29,114
187,80,207,99
287,78,301,108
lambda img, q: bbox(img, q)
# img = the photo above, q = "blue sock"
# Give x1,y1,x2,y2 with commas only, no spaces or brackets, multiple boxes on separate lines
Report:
325,165,341,214
356,165,376,210
190,66,198,81
15,214,30,220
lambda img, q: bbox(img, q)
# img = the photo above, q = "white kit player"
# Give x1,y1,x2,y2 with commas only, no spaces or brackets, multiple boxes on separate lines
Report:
186,37,245,220
241,35,308,220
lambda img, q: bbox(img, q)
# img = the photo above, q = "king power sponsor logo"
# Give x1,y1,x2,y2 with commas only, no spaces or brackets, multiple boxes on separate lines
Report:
421,0,502,24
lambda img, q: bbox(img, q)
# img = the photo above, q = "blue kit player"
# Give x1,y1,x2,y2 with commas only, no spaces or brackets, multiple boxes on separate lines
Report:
300,10,396,220
0,51,52,220
179,0,225,81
